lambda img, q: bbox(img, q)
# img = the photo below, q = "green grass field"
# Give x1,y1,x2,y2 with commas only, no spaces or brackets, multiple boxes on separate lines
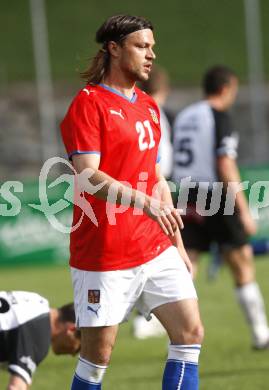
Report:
1,256,269,389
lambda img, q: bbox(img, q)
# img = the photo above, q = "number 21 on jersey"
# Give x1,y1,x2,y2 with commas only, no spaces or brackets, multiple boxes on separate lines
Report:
136,120,155,151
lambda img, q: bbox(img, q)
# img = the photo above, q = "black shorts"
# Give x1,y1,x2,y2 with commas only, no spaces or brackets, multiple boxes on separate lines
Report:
177,188,248,252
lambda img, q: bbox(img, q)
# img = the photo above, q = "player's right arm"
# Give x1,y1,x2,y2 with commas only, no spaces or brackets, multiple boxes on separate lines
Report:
72,153,181,236
7,374,28,390
73,152,147,208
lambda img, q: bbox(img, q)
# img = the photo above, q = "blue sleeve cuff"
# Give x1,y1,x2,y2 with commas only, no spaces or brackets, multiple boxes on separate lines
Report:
68,150,101,160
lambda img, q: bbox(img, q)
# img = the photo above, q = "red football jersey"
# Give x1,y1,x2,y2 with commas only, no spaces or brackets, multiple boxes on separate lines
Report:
61,84,171,271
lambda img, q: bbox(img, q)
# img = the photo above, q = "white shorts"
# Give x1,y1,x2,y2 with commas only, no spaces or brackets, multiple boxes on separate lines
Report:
71,246,197,327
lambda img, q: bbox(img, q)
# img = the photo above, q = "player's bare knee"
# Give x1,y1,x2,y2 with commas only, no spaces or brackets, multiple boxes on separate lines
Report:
171,322,204,345
81,344,113,366
188,323,204,344
232,260,255,285
226,246,255,285
95,348,113,365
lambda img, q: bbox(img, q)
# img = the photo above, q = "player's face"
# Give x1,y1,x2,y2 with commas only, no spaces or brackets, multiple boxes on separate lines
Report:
118,29,156,82
223,76,238,109
52,328,81,356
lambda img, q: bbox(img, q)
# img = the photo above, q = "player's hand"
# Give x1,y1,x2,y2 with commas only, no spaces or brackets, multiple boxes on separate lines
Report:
144,197,184,236
240,212,257,236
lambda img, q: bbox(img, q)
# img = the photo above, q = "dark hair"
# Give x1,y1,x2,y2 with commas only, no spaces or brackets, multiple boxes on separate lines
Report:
81,14,153,85
57,303,81,341
138,64,169,95
58,303,76,323
202,65,237,96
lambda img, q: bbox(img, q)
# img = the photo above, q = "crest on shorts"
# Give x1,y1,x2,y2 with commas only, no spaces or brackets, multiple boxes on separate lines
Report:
88,290,100,304
149,108,159,124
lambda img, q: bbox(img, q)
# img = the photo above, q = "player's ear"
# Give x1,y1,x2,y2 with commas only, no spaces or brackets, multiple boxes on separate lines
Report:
220,83,231,97
107,41,121,58
218,85,226,97
66,322,76,334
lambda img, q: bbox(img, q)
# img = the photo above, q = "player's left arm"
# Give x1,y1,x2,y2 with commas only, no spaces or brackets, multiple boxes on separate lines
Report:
215,111,257,236
155,164,193,276
217,156,257,235
7,374,28,390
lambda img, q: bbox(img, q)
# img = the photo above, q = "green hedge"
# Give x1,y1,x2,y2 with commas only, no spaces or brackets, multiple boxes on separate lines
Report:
1,0,268,84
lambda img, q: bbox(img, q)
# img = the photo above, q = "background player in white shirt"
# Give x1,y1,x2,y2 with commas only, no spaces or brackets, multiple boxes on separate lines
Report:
0,291,80,390
172,65,269,349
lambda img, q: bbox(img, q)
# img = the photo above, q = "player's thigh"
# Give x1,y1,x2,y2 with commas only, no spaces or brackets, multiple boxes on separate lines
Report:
152,299,203,344
136,246,197,319
137,246,202,343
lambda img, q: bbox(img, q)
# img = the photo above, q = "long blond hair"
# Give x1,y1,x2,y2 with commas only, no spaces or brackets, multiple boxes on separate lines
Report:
81,49,109,85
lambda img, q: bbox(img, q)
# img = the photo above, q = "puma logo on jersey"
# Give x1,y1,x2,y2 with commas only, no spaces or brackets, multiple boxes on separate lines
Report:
82,88,95,95
87,304,101,317
109,109,124,119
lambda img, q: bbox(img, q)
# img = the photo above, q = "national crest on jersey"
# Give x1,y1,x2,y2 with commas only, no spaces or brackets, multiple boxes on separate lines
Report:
148,108,159,124
88,290,100,304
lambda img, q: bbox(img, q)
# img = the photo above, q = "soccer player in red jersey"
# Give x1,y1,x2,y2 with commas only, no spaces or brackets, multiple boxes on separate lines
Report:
61,15,203,390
